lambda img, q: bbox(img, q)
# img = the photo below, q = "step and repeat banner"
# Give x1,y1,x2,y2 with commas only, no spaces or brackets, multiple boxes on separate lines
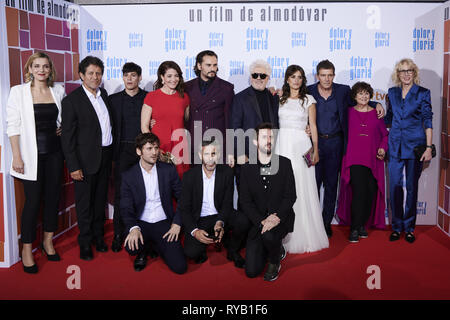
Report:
0,1,446,266
80,2,442,227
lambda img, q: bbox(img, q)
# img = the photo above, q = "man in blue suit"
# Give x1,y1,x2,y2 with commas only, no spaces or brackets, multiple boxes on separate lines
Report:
121,132,187,274
307,60,384,237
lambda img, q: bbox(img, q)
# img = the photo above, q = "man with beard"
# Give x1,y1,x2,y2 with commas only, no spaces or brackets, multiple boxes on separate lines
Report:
185,50,235,165
178,138,234,265
239,122,296,281
121,133,186,273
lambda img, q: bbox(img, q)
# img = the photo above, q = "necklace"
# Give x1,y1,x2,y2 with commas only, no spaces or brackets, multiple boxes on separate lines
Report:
354,106,370,136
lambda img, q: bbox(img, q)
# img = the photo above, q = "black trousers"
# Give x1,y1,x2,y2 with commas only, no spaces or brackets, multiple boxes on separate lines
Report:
20,151,64,244
350,165,377,231
125,219,187,274
183,214,220,260
245,222,289,278
225,210,252,253
113,142,139,238
73,146,112,247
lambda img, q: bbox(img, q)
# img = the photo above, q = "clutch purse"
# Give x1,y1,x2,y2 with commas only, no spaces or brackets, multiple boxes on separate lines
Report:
413,144,436,161
303,147,314,167
159,151,175,164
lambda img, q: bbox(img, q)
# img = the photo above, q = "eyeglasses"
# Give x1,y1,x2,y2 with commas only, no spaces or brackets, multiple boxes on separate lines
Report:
398,69,414,75
251,73,268,80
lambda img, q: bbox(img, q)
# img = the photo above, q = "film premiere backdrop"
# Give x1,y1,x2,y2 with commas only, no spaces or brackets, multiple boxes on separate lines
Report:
0,1,449,268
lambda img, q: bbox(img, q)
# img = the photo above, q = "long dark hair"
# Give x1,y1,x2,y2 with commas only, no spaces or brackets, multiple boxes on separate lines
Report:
280,65,308,106
154,61,185,98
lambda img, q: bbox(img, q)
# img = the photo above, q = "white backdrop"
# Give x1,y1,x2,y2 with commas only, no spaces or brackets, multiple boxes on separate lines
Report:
79,2,443,225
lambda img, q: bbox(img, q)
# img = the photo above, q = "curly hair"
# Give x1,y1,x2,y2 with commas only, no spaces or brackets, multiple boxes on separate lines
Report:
391,58,420,86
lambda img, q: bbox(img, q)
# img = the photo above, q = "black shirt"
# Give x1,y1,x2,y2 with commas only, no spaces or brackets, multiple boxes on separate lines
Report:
198,77,214,96
252,87,271,123
34,103,60,154
121,89,146,142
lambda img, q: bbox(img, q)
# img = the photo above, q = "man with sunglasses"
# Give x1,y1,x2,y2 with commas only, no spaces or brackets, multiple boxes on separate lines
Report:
226,60,279,268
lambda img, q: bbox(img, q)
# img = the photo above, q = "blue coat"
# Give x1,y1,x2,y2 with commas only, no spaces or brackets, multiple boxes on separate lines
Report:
385,84,433,159
120,161,182,233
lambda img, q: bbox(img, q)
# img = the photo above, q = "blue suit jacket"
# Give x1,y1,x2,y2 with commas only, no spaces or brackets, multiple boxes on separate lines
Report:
385,84,433,159
120,161,182,232
230,86,279,157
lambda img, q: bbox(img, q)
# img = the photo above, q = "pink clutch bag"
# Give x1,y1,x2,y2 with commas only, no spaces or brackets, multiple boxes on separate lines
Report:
303,147,314,167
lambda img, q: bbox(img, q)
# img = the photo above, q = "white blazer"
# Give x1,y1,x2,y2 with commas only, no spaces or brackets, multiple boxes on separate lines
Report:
6,82,65,181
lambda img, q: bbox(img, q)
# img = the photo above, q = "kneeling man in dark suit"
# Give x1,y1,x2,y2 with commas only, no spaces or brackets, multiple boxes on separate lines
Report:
121,133,187,274
240,122,296,281
179,138,234,265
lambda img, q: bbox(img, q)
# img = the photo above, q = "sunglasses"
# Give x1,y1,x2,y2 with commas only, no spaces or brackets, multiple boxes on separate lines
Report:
251,73,268,80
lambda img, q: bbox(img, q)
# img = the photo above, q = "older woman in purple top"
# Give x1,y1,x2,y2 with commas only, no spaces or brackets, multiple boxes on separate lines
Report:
336,82,389,243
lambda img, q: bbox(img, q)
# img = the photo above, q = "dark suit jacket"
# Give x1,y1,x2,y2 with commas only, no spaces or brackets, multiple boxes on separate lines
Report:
61,85,114,175
185,77,234,148
109,88,148,160
230,86,279,157
178,164,234,235
239,155,296,233
120,161,182,233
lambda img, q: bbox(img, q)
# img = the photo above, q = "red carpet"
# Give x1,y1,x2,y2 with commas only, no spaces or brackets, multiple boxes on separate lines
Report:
0,222,449,300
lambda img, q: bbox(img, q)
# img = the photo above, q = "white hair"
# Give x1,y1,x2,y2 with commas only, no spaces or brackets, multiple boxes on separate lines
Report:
249,59,272,76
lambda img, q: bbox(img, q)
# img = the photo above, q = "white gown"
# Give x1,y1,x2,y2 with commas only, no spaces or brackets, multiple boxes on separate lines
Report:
275,95,329,254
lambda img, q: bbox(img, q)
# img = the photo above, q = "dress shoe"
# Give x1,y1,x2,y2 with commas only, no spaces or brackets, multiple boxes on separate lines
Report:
41,243,61,261
80,246,93,261
22,262,38,274
405,232,416,243
279,244,287,261
227,251,245,268
349,229,359,243
389,231,401,242
111,235,123,253
194,252,208,264
94,240,108,252
324,224,333,238
134,252,148,272
264,263,281,282
358,226,368,238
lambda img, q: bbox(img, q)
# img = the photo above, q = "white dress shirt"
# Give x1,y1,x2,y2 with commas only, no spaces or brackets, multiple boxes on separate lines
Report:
130,163,167,233
81,84,113,146
200,168,219,217
191,168,223,237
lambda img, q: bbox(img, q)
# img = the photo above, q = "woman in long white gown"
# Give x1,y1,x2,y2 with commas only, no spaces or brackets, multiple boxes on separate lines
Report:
275,65,329,253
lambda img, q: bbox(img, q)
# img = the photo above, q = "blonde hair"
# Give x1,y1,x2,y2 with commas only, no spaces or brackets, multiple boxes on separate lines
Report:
391,58,420,87
24,52,56,87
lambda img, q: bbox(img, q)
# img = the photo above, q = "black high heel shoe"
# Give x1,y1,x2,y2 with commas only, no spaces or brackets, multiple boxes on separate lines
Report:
41,243,61,261
22,261,38,274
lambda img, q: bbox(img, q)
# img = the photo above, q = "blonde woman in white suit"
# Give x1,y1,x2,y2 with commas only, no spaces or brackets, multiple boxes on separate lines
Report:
6,52,65,273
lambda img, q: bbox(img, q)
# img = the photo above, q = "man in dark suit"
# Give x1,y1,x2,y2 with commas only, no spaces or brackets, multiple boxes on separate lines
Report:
230,59,279,165
109,62,148,252
239,122,296,282
185,50,235,165
121,133,186,274
61,56,113,261
307,60,384,237
178,138,236,266
225,59,279,266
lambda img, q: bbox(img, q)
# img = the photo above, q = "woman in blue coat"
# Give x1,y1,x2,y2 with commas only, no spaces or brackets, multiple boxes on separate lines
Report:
385,58,433,243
